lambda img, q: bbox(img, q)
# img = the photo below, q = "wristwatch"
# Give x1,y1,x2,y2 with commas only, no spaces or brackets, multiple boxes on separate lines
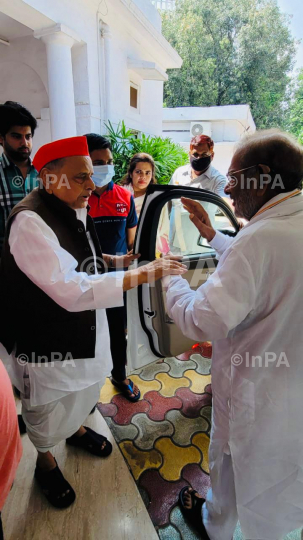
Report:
109,256,114,268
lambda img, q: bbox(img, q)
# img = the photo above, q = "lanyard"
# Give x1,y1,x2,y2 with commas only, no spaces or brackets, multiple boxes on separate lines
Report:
254,190,302,218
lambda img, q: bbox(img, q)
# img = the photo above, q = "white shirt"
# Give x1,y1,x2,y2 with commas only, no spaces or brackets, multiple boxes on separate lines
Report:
3,208,124,407
169,163,227,197
165,190,303,536
123,184,144,217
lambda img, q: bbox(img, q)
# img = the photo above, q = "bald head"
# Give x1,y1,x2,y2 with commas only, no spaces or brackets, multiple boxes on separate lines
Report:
234,129,303,193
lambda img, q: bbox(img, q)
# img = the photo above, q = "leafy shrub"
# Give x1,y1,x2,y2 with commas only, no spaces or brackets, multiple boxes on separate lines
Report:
105,121,189,184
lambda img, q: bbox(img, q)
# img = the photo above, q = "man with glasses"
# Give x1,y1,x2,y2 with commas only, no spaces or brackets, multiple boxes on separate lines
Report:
0,136,187,509
170,134,227,196
169,135,228,254
163,129,303,540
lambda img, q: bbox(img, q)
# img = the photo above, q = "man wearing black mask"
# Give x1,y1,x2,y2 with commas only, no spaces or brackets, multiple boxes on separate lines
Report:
169,134,227,196
168,135,228,253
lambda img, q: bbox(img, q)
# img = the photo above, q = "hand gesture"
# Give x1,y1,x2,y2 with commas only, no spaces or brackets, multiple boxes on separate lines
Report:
116,250,141,268
181,197,216,242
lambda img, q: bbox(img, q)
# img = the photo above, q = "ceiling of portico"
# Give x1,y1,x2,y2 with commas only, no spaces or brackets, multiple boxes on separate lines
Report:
0,12,33,42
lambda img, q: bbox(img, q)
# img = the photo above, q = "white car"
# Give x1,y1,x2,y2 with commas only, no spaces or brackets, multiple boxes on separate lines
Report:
127,184,240,372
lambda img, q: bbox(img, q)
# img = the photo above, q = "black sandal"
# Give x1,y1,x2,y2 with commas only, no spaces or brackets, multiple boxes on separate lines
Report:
179,486,209,538
66,426,112,457
35,460,76,509
111,378,141,402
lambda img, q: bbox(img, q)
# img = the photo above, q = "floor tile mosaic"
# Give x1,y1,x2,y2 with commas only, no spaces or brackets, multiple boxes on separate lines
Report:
98,344,302,540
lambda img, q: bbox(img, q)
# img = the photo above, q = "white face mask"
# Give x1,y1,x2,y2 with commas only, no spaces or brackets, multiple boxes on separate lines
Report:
92,164,115,187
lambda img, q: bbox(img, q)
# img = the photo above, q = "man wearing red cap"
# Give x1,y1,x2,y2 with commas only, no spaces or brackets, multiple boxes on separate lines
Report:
0,136,187,509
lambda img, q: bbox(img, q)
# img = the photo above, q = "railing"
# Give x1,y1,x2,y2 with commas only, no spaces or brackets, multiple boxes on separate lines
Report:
151,0,176,10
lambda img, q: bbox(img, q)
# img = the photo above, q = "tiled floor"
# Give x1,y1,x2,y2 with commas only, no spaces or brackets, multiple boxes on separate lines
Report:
98,343,213,538
98,343,303,540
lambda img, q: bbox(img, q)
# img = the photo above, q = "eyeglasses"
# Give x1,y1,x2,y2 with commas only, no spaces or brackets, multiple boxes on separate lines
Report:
71,176,94,186
192,152,212,158
227,165,259,185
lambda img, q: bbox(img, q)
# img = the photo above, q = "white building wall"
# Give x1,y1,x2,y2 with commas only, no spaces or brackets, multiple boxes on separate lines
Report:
163,105,256,176
0,0,181,148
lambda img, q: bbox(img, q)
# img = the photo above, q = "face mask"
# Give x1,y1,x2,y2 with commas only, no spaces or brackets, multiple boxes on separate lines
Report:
190,155,211,173
92,164,115,187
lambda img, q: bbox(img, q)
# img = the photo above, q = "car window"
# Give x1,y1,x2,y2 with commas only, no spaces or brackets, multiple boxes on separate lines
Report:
155,198,236,257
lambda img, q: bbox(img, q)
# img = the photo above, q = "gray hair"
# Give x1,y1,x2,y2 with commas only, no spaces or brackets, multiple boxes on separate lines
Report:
234,129,303,192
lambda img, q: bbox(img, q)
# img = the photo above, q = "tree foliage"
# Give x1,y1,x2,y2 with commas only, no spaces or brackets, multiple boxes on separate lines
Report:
286,69,303,144
105,121,189,184
162,0,297,128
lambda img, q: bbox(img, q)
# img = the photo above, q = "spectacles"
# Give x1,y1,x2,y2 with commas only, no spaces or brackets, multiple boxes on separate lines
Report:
192,152,212,158
227,165,259,185
71,176,94,186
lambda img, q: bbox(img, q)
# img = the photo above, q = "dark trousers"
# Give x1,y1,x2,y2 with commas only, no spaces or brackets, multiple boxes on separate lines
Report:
106,299,127,382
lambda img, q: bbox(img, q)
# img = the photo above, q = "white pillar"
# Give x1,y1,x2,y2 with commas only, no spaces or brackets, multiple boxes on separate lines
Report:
34,24,81,141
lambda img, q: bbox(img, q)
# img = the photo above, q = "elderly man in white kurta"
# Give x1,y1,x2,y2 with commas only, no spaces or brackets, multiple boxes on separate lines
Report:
0,136,187,509
164,130,303,540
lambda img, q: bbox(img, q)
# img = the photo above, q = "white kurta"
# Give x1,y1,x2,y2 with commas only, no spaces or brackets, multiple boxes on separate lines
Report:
2,208,124,451
165,191,303,539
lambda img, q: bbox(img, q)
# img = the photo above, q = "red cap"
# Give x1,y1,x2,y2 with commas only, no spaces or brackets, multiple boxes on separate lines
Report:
33,136,90,172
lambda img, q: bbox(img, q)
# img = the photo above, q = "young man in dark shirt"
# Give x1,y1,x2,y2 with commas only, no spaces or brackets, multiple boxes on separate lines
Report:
86,134,140,401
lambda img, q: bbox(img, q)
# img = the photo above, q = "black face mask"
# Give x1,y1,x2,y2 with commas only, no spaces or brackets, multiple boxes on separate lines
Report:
190,155,211,173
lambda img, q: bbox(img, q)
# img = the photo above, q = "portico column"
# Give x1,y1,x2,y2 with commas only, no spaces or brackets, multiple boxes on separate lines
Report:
34,24,80,141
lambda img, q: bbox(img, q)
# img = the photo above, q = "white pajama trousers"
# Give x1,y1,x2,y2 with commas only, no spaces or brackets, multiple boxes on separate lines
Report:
203,453,238,540
202,453,299,540
21,382,101,453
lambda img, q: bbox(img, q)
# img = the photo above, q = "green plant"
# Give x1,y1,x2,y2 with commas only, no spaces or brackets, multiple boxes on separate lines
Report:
105,120,189,184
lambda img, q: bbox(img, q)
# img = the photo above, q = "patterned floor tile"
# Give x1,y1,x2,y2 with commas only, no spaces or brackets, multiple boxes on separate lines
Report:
139,469,187,527
155,438,201,481
99,377,119,404
129,375,161,398
164,357,197,378
181,463,211,499
111,394,150,425
132,413,174,450
166,410,209,446
190,354,211,375
104,416,138,443
175,387,212,418
200,406,212,424
139,361,170,381
97,402,117,418
192,433,210,473
158,525,182,540
144,391,183,421
184,370,212,394
156,372,190,397
119,440,162,481
170,506,201,540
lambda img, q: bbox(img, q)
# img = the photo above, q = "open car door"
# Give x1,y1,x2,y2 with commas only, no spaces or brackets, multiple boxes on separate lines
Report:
127,184,240,372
